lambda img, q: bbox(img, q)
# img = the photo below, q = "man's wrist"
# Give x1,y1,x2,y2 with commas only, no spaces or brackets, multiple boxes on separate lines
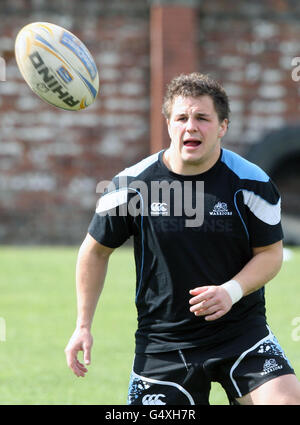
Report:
221,280,243,304
76,320,92,331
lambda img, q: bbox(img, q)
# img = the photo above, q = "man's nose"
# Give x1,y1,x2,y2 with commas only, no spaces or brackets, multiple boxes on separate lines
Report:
186,118,197,132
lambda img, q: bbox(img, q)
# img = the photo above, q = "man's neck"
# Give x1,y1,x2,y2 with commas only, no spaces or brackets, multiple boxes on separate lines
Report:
163,147,221,176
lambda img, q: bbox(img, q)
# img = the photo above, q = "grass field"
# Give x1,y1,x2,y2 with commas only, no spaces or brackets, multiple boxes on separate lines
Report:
0,245,299,405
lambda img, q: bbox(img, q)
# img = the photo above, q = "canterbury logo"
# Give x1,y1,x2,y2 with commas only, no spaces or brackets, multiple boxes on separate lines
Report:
142,394,166,405
150,202,168,216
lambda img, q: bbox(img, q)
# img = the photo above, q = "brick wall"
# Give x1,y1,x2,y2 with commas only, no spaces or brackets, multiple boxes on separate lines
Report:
0,0,300,244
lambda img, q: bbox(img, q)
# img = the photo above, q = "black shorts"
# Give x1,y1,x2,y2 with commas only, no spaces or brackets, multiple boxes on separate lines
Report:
127,324,295,405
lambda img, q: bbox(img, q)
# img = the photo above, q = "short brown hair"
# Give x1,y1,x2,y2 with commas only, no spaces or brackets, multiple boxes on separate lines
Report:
162,72,230,123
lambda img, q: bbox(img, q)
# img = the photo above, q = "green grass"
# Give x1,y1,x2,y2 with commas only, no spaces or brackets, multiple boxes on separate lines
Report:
0,245,299,405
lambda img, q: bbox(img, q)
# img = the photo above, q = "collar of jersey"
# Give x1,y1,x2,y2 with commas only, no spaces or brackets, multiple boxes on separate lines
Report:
158,149,223,180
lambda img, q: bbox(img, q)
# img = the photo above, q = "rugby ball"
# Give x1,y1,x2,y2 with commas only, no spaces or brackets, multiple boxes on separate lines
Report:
15,22,99,110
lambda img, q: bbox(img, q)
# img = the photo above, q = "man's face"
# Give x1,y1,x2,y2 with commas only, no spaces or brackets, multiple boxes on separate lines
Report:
166,95,228,173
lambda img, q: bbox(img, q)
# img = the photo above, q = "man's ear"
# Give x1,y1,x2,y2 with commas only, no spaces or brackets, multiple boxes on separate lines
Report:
218,119,228,139
166,118,171,139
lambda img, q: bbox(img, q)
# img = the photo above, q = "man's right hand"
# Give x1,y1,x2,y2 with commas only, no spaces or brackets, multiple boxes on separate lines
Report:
65,327,93,377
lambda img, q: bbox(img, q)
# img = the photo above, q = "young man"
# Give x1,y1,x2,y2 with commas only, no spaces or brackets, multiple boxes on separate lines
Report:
65,73,300,405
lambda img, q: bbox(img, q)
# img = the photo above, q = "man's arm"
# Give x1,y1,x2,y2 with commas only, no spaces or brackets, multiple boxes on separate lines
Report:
65,233,114,377
189,240,283,321
230,240,283,296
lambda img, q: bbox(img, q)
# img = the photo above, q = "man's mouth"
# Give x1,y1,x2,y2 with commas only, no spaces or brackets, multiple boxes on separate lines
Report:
183,139,202,147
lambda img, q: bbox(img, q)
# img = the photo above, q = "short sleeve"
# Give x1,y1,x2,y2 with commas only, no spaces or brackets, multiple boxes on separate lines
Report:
88,178,134,248
242,178,284,247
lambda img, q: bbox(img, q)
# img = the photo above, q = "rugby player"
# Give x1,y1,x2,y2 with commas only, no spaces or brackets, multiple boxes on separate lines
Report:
65,73,300,405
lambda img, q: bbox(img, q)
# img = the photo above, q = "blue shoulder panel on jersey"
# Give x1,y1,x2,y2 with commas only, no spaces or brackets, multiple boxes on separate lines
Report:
221,149,269,182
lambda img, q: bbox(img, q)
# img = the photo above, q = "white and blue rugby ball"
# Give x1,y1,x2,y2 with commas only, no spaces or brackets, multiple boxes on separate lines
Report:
15,22,99,110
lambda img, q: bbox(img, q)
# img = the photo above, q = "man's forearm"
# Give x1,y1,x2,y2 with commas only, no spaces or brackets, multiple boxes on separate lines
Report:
75,235,112,330
232,241,283,297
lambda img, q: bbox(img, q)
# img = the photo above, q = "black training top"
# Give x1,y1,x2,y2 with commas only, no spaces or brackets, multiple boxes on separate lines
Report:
88,148,283,353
